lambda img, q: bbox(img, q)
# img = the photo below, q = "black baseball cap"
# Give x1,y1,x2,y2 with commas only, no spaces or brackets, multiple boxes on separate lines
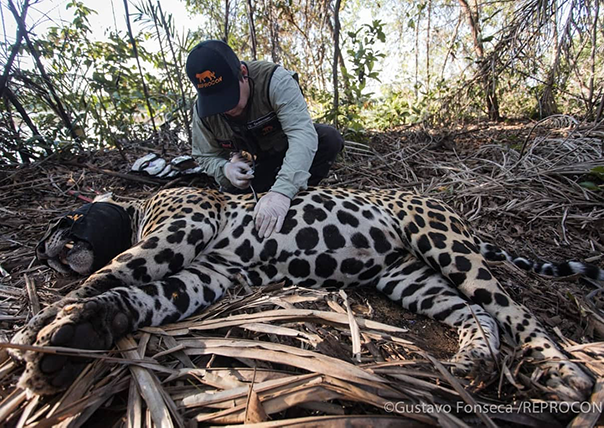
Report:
186,40,242,118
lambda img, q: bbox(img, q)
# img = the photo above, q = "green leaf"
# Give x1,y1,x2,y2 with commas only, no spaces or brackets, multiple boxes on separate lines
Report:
589,166,604,180
579,181,600,191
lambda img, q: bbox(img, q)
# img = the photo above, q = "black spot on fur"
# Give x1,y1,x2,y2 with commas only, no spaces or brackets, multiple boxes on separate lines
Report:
433,302,466,321
168,254,184,273
154,249,174,264
427,211,446,222
140,237,159,249
429,221,448,232
277,250,293,263
414,214,426,228
260,239,278,261
476,268,492,280
359,265,382,281
382,280,398,295
405,222,419,235
280,211,298,234
235,239,254,263
232,225,245,239
438,253,452,267
187,229,204,245
343,201,360,212
163,277,190,314
341,258,364,275
428,232,447,249
337,210,359,227
303,204,328,225
452,241,471,254
260,264,278,279
167,231,185,244
351,233,370,249
369,227,392,254
455,256,472,272
401,282,424,299
472,288,493,305
448,272,466,287
316,254,337,278
168,220,187,232
494,293,509,306
203,285,216,303
288,259,310,277
214,238,230,249
417,235,431,253
323,225,346,249
296,228,320,250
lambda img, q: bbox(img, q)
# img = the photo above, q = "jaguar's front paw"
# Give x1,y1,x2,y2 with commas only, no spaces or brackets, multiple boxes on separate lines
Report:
18,299,132,395
10,304,64,363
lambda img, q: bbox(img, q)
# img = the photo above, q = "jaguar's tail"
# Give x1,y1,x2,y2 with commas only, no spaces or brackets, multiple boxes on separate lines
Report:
478,241,604,281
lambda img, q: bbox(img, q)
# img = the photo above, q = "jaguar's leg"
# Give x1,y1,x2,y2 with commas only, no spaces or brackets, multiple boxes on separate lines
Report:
18,258,231,395
11,219,215,356
398,198,594,401
376,255,500,376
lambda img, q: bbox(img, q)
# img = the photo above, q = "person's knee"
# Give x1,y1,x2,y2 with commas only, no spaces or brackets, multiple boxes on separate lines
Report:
316,124,344,158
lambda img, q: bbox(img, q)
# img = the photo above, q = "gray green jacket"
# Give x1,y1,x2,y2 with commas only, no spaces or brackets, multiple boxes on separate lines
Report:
191,61,318,199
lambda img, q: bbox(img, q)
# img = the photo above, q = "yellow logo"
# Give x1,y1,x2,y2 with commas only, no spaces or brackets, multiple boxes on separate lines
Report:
196,70,223,88
67,213,83,222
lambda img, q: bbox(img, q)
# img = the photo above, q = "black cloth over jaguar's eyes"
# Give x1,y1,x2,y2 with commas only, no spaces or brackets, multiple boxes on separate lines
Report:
37,202,132,271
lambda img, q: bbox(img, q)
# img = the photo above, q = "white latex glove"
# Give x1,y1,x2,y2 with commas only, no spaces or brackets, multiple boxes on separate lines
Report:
224,153,254,189
253,191,291,239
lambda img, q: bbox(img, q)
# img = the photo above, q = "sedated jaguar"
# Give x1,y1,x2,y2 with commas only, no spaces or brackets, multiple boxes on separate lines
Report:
10,186,602,400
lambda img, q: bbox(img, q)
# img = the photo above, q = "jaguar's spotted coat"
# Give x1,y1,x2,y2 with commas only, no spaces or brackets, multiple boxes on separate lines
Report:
11,187,601,400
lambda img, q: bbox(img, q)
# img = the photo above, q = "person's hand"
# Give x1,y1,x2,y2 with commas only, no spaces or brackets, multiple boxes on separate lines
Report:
253,191,291,238
224,153,254,189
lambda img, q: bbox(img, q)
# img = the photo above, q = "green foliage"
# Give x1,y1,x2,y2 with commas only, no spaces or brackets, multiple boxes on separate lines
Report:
1,0,603,163
0,0,197,162
336,20,386,139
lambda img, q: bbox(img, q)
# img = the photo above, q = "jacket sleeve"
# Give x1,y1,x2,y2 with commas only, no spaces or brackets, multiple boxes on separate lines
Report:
191,105,232,189
268,67,318,199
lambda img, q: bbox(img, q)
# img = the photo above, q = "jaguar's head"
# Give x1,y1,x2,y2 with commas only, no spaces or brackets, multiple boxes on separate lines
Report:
36,202,132,275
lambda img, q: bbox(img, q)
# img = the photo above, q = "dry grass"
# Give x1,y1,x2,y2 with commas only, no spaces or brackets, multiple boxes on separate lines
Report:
0,119,603,426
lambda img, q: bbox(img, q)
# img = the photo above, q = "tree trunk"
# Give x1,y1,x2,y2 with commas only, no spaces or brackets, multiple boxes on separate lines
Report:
224,0,230,42
538,0,575,118
426,0,432,93
123,0,157,132
325,10,349,92
0,0,28,98
157,1,192,143
414,12,420,100
246,0,258,60
458,0,500,121
332,0,342,128
267,0,281,63
587,0,599,119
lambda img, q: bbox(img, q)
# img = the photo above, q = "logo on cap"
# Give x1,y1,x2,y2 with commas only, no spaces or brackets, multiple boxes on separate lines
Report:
196,70,223,88
67,213,83,222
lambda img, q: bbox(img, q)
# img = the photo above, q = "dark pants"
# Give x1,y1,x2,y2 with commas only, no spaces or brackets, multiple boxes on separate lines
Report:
251,123,343,192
